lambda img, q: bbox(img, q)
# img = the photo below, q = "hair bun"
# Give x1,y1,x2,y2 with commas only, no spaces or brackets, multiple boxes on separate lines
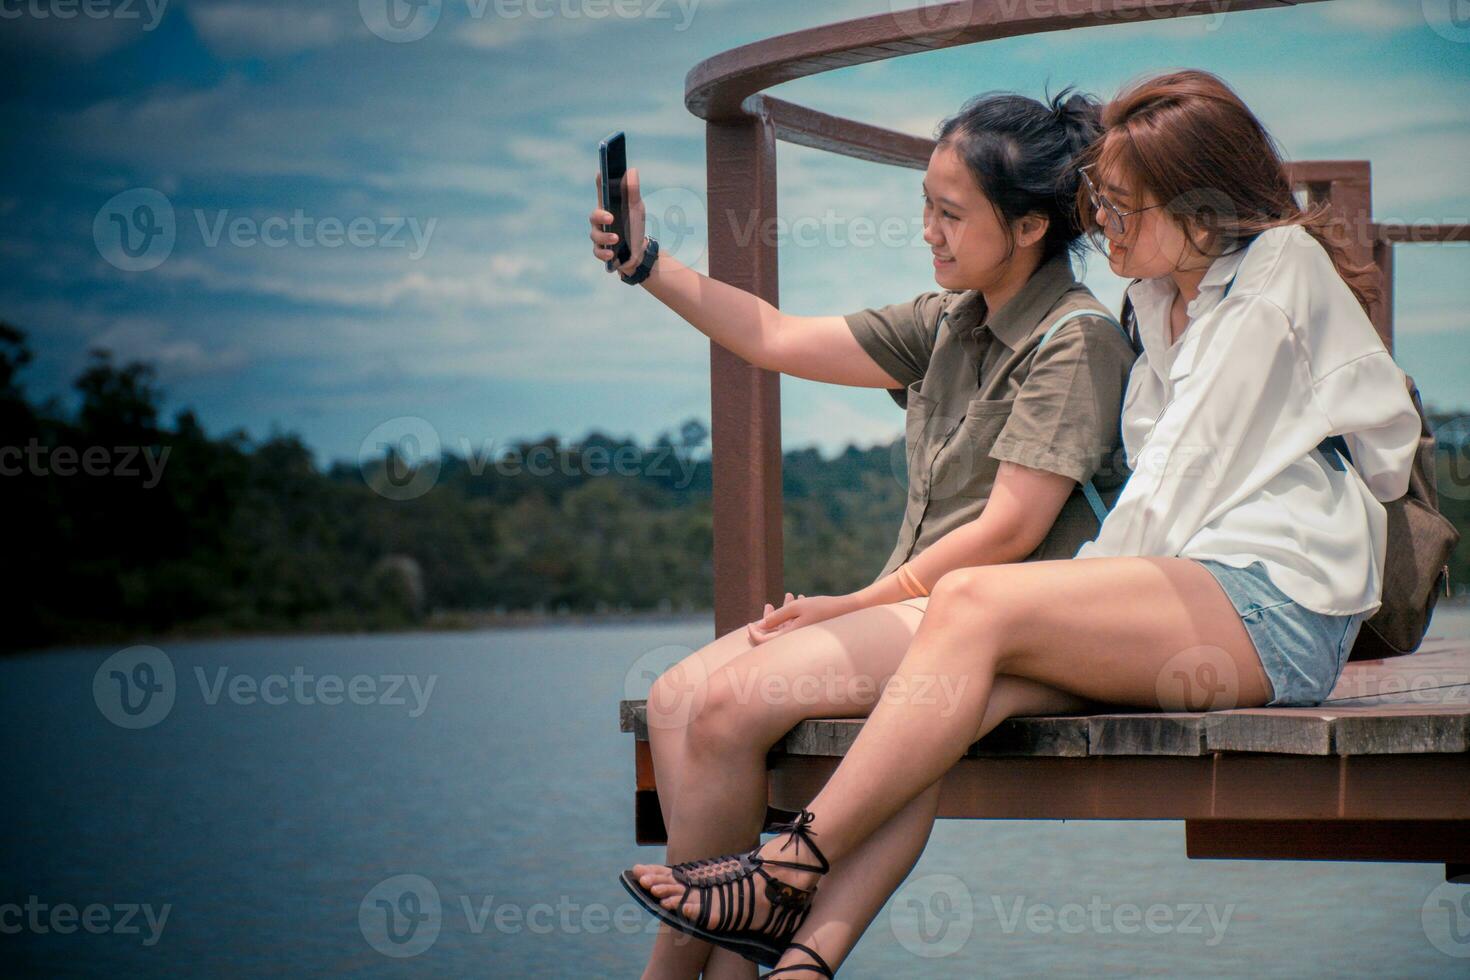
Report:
1048,87,1102,146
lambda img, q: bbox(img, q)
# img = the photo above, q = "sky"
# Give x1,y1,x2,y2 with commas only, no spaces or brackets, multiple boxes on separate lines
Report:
3,0,1468,466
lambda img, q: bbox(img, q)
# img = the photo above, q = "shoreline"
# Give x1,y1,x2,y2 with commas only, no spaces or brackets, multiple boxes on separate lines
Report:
4,606,719,657
11,599,1469,657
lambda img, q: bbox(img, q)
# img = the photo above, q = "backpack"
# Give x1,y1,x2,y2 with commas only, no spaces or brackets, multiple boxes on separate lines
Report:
1118,281,1458,662
1319,381,1459,661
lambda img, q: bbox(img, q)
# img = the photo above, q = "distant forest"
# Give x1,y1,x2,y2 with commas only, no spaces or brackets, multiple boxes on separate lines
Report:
2,323,1467,653
0,325,906,651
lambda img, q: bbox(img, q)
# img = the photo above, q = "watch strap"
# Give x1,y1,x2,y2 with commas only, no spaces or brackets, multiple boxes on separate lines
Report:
620,236,659,285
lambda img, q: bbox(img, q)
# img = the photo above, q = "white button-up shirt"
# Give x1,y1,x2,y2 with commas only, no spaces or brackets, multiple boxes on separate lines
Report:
1075,223,1421,615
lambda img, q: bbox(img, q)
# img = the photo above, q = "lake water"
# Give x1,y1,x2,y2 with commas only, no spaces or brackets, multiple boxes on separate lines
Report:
3,607,1469,977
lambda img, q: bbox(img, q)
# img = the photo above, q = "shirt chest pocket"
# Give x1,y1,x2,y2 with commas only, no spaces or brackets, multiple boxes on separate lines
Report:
926,395,1013,502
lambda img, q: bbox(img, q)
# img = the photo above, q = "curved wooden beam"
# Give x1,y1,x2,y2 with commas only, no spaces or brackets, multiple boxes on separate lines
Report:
687,0,1326,120
743,95,934,169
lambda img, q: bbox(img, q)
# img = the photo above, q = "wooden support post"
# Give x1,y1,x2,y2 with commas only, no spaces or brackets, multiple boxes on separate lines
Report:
1373,234,1395,356
705,108,784,639
1300,164,1392,349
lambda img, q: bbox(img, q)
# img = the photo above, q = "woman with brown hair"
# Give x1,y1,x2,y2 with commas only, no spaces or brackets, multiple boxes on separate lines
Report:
621,68,1422,977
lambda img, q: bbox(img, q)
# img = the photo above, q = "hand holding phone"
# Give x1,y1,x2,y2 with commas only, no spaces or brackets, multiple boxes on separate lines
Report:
592,131,646,276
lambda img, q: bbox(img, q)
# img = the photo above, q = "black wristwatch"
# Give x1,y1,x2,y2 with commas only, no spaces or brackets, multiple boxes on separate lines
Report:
620,236,660,285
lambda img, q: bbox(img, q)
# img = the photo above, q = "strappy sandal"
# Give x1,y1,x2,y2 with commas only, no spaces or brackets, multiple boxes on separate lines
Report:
763,803,805,834
619,807,831,967
760,939,835,977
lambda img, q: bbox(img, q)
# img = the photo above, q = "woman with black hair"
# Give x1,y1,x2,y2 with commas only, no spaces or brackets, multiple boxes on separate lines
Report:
592,88,1137,978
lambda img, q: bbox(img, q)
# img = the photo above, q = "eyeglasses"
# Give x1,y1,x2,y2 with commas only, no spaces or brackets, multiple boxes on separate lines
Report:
1079,164,1163,238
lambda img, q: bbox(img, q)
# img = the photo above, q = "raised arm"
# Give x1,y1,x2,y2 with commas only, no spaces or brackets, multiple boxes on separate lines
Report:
590,168,903,389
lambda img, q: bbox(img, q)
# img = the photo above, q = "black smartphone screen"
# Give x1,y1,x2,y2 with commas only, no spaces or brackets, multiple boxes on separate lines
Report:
599,131,632,271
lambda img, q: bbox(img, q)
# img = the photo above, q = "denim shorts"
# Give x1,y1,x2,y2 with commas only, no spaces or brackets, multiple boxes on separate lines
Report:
1196,559,1366,708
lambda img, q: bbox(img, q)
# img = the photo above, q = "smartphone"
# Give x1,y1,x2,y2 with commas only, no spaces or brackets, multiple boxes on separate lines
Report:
599,131,633,272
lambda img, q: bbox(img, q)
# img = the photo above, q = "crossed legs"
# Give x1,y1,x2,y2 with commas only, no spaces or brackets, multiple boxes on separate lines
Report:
637,593,1098,978
634,556,1273,971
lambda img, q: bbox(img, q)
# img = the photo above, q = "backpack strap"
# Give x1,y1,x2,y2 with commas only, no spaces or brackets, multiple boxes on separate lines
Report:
1068,271,1242,527
1036,306,1129,526
1039,306,1130,350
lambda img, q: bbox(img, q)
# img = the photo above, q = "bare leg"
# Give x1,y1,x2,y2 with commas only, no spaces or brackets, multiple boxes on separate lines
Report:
760,672,1094,977
637,597,1097,978
638,556,1272,943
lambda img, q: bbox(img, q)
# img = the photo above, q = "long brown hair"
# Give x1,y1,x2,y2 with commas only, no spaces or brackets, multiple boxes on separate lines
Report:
1076,69,1379,313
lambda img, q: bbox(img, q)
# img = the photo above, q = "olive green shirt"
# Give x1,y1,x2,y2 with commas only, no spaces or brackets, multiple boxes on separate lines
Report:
844,249,1138,583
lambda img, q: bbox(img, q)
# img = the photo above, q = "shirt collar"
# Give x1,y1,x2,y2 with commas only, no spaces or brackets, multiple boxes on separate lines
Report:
1195,236,1254,294
1124,235,1260,379
947,249,1079,350
1127,236,1255,308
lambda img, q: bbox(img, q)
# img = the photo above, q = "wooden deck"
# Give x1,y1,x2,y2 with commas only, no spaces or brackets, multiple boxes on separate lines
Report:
619,637,1470,882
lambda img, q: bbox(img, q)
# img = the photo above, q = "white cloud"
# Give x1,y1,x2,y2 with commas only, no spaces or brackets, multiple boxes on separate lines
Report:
781,385,902,455
1318,0,1425,30
187,1,348,58
89,316,250,377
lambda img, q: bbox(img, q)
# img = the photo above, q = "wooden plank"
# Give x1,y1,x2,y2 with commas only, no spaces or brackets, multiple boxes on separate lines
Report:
619,646,1470,758
765,754,1470,821
1087,713,1208,756
620,700,1089,756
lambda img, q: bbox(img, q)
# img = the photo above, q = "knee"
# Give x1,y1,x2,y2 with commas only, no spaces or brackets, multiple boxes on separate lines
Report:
928,567,1009,628
646,658,711,741
684,669,777,758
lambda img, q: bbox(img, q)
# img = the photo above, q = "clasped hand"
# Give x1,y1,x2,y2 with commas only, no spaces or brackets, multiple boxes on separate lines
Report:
745,592,856,645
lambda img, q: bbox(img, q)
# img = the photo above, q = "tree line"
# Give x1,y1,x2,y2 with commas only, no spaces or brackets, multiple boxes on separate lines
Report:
1,323,1465,653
